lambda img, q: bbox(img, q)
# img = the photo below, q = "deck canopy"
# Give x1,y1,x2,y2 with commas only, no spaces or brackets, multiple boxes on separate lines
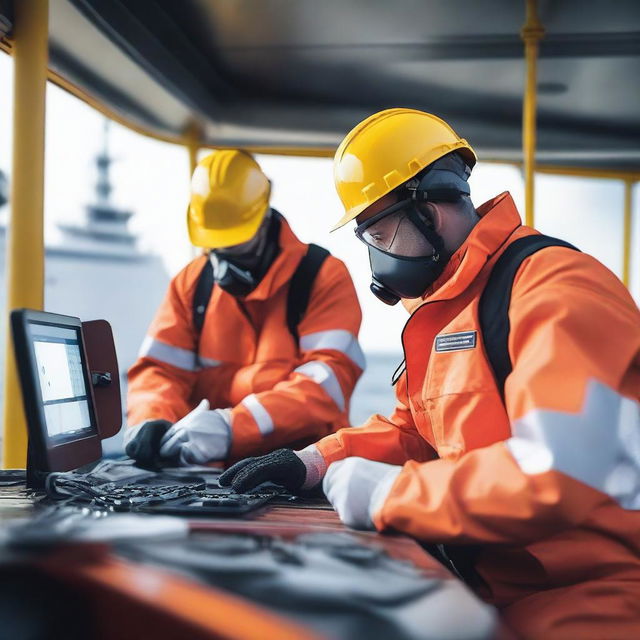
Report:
1,0,639,169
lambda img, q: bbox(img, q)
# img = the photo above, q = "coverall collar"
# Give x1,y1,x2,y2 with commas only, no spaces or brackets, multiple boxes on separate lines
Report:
243,213,307,302
402,191,522,313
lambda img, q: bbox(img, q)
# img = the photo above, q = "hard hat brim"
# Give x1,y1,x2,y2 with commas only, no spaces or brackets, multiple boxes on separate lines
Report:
330,206,366,232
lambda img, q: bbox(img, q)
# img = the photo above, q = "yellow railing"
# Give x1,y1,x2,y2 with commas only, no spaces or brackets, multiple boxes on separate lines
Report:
517,0,637,284
520,0,545,228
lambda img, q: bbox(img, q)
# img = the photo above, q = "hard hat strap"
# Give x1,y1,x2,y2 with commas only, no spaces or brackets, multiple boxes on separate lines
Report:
404,204,444,261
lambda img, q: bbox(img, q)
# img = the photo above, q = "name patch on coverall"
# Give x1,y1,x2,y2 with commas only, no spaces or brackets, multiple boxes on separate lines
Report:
435,331,477,352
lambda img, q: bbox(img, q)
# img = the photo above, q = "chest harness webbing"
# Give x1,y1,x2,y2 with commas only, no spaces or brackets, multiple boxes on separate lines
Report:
192,244,331,345
478,233,579,397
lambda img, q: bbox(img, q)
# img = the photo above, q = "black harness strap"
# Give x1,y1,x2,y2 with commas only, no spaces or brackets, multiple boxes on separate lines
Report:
478,234,579,400
286,244,330,344
192,258,214,335
192,244,330,344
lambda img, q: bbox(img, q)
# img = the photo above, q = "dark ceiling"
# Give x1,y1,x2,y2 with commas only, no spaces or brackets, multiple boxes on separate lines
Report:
1,0,639,170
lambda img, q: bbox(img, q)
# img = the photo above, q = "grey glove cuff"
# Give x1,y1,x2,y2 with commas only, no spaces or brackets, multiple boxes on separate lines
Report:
295,445,328,490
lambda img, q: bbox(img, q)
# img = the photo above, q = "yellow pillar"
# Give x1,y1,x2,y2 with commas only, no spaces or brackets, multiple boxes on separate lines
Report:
622,180,633,288
185,124,201,257
2,0,49,468
185,122,202,177
187,138,199,177
520,0,544,227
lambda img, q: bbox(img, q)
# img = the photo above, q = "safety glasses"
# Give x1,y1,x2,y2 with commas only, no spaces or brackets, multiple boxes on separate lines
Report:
354,199,415,249
354,198,440,256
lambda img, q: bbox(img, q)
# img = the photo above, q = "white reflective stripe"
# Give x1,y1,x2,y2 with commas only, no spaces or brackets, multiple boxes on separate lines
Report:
299,329,366,370
139,336,220,371
197,355,222,369
139,336,198,371
506,379,640,510
241,394,274,436
294,361,345,412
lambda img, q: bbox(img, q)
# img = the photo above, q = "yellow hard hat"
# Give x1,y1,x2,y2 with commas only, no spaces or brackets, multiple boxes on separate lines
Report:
187,150,271,248
332,108,477,230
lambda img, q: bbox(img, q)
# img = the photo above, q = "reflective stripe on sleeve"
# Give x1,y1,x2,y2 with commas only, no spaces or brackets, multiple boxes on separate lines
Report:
299,329,366,370
506,379,640,510
241,393,274,436
294,361,345,411
139,336,220,371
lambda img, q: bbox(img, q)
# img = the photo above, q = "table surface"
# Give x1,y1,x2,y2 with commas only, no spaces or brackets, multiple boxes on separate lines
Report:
0,480,450,575
0,478,499,640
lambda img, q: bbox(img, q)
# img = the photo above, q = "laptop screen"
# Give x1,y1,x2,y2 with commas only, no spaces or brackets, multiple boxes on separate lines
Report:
28,321,97,442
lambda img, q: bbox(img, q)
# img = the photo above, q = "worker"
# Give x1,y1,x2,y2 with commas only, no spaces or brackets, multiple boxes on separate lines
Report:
125,150,364,467
220,110,640,638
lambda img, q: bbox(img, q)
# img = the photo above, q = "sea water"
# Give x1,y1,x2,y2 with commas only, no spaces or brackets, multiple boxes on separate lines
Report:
349,351,403,427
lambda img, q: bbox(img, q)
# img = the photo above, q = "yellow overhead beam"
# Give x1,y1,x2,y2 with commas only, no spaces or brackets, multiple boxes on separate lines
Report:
520,0,545,227
534,165,640,183
240,146,333,159
2,0,49,468
480,159,640,183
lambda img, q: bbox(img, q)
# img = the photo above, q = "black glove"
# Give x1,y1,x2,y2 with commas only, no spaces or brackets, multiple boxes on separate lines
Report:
219,448,307,493
124,420,173,470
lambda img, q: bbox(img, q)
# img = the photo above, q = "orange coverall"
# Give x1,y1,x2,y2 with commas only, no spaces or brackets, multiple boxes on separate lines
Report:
316,192,640,639
128,216,364,459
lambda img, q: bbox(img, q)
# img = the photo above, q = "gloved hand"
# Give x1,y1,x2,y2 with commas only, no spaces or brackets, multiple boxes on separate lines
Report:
323,457,402,530
159,399,232,465
124,419,173,469
219,445,327,493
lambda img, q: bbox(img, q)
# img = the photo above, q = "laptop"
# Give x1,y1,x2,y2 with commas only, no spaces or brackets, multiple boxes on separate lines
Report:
10,308,282,516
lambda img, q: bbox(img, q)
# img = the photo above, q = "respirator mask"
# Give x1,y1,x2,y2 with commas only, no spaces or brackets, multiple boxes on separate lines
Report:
211,212,281,297
354,153,472,305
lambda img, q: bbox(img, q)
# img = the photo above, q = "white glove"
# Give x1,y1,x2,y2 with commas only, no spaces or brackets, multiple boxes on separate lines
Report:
159,399,232,465
323,457,402,530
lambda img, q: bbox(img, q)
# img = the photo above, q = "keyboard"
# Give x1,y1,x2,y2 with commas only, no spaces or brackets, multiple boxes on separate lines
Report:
136,487,283,517
45,463,284,517
95,481,207,510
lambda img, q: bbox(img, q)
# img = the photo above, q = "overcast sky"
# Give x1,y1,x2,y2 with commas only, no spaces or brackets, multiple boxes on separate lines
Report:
0,53,638,353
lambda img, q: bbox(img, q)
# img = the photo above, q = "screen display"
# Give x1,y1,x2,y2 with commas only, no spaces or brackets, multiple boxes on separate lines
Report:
28,323,95,440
